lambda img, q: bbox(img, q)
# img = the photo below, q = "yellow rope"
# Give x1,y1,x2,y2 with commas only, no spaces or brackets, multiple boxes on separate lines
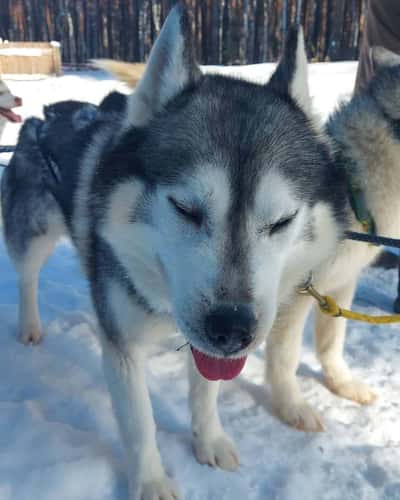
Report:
301,282,400,324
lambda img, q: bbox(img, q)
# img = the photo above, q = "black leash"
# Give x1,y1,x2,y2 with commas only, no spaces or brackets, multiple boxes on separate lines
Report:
345,230,400,249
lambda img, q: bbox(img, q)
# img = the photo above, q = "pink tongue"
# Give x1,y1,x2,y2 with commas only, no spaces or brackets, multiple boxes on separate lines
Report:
0,108,22,123
191,347,246,381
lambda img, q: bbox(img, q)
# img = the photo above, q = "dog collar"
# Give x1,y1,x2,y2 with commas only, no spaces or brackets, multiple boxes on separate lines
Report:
346,170,376,235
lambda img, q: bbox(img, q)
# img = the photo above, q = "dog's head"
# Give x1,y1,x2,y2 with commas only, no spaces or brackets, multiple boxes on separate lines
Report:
0,79,22,123
103,6,347,379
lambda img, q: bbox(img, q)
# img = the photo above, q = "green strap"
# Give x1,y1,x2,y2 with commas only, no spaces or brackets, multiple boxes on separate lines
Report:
335,146,376,236
348,185,376,235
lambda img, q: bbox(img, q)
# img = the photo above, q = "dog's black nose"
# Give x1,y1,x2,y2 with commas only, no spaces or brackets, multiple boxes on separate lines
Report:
205,304,257,355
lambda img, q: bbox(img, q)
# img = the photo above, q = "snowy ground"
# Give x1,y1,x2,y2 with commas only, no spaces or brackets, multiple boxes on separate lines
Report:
1,62,400,500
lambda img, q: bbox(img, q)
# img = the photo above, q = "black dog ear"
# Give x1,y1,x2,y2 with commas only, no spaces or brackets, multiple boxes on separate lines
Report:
126,3,201,127
99,91,127,115
267,26,311,115
43,105,57,120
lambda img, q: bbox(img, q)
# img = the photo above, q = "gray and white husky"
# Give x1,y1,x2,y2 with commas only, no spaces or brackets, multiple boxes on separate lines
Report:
4,4,394,499
264,44,400,435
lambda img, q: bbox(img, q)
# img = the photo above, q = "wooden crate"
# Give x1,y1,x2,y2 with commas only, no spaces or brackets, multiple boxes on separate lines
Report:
0,41,62,76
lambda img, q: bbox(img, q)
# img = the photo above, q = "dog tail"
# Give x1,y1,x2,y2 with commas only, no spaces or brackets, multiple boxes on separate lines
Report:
91,59,146,88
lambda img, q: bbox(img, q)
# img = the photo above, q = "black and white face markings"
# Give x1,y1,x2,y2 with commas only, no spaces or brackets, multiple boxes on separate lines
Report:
90,22,346,359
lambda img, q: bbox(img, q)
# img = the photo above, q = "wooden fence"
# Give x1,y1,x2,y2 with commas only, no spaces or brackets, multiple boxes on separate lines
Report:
0,41,62,75
0,0,366,66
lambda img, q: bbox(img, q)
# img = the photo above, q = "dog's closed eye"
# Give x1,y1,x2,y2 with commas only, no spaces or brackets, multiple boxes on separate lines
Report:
258,210,298,237
168,196,203,227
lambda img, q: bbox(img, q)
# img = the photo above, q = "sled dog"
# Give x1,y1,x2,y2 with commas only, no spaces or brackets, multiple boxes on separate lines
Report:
0,5,369,499
261,45,400,434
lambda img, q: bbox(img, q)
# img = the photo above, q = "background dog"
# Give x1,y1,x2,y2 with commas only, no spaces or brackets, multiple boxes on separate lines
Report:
261,44,400,435
0,92,128,344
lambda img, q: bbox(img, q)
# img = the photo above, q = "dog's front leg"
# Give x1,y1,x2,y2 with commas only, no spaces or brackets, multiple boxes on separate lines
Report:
266,294,324,432
102,340,179,500
315,279,376,405
188,354,239,471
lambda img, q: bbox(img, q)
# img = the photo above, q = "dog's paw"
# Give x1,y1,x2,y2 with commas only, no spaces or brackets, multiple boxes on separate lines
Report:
274,399,324,432
326,377,376,405
19,325,43,345
193,432,240,471
136,477,180,500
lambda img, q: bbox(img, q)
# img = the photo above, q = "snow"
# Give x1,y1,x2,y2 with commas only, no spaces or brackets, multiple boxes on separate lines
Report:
1,62,400,500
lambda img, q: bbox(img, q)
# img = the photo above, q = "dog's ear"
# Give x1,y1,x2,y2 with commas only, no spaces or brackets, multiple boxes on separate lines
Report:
43,105,57,120
267,26,311,115
126,4,200,127
371,46,400,69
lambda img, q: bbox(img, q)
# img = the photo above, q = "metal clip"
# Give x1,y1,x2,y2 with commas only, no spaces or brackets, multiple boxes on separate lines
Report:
298,273,328,309
298,272,314,294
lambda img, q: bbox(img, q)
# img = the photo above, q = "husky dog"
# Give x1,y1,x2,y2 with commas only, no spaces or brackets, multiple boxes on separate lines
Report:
1,99,99,342
0,79,22,138
283,46,400,429
1,6,350,499
261,44,400,435
1,94,128,342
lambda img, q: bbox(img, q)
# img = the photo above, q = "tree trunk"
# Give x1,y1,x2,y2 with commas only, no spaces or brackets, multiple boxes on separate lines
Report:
327,0,346,60
0,0,367,65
